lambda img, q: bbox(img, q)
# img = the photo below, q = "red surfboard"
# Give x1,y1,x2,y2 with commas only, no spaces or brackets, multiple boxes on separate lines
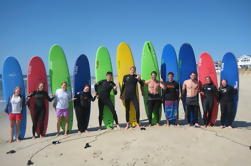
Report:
198,52,219,125
27,56,49,136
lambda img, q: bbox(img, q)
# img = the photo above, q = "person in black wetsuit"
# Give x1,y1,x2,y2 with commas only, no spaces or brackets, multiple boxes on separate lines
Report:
120,66,144,129
73,85,96,133
94,72,120,129
218,79,238,128
200,76,218,127
27,83,54,139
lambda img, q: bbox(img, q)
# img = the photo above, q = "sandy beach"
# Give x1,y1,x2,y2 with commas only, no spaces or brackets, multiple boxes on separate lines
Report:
0,75,251,166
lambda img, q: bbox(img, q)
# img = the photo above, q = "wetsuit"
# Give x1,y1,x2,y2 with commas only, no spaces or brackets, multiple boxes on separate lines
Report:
163,80,179,124
94,80,119,126
28,90,54,137
120,74,144,123
201,83,218,126
219,85,237,127
147,93,162,125
74,91,96,132
185,96,199,125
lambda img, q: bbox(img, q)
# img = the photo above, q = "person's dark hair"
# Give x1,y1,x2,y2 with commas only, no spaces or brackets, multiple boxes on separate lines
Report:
151,71,157,76
83,84,90,88
190,72,197,75
61,81,67,86
168,72,174,76
106,72,113,76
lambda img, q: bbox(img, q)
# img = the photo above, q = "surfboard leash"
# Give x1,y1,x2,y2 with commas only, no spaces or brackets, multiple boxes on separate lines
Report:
25,130,110,165
200,127,251,150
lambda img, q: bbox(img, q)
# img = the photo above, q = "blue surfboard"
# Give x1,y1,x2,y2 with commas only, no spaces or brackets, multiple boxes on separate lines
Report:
178,43,198,122
73,54,91,129
220,52,239,121
2,57,27,139
161,44,179,124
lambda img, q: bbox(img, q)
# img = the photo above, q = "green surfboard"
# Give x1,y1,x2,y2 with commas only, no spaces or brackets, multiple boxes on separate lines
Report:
95,46,114,128
49,44,73,131
141,41,162,125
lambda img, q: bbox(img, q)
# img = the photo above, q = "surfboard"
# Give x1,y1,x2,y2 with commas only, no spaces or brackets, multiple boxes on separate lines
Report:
116,42,139,127
220,52,239,121
2,56,27,139
95,46,114,128
73,54,91,129
198,52,219,125
161,44,179,123
27,56,49,136
48,44,73,131
141,41,162,125
178,43,197,116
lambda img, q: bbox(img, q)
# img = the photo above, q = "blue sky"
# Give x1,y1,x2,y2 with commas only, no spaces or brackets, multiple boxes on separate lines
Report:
0,0,250,76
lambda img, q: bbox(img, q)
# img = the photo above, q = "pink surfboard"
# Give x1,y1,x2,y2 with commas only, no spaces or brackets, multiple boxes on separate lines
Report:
27,56,49,136
198,52,219,125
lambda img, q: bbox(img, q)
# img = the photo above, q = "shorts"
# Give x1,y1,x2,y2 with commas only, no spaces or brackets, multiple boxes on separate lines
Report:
9,113,22,121
56,109,69,117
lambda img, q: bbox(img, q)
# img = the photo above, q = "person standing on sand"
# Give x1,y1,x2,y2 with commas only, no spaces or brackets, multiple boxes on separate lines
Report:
162,72,180,126
182,72,200,127
5,86,26,143
120,66,144,129
54,82,72,136
200,76,218,127
218,79,238,128
143,71,165,126
27,82,55,139
94,72,120,130
73,85,96,133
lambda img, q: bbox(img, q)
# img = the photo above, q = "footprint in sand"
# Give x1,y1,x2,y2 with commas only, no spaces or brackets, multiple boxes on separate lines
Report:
92,150,102,159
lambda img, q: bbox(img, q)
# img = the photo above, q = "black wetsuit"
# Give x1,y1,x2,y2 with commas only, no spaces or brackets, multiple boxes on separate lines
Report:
219,85,237,127
74,91,95,132
201,83,218,126
94,80,119,126
28,90,54,137
186,96,199,125
120,74,144,123
147,93,162,125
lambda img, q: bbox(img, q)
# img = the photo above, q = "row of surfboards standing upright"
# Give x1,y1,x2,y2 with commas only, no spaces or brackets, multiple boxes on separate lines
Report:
2,42,239,139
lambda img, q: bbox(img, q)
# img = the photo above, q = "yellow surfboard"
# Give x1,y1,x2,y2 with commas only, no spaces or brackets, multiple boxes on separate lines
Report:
116,42,139,127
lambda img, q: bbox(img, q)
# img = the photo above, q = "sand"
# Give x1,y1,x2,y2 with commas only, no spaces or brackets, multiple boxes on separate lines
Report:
0,76,251,166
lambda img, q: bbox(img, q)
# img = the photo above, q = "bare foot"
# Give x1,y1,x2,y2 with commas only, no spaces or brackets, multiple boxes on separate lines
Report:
125,123,130,130
116,124,121,129
56,133,60,137
9,139,14,143
136,124,141,128
227,126,232,129
194,123,200,127
32,136,36,140
156,123,160,127
16,139,21,142
40,135,45,138
78,131,81,134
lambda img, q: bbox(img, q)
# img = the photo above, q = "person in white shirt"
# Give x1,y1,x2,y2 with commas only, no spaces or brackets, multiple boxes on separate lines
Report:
4,86,25,143
55,82,72,136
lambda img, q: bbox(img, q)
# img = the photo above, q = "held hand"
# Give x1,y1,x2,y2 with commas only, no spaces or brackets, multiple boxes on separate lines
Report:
120,95,124,100
136,75,141,80
72,98,77,101
234,85,238,89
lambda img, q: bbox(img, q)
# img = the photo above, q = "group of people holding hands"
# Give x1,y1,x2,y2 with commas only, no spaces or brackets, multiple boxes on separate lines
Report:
5,66,238,143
